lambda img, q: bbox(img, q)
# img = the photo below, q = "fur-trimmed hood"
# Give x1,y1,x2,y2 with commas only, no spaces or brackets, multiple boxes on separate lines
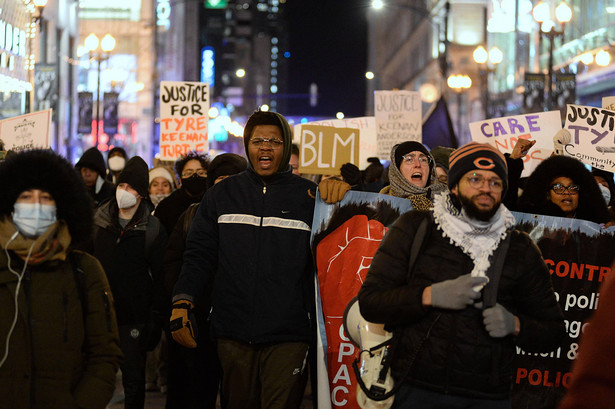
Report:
518,155,610,223
0,149,93,243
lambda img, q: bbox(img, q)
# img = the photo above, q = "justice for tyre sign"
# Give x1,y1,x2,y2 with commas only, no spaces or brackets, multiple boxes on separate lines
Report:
159,81,210,160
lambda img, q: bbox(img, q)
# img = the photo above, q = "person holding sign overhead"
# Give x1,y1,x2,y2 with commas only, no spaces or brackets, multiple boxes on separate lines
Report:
169,109,346,409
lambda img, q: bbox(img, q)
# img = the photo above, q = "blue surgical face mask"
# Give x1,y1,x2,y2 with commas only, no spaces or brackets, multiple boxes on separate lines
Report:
599,183,611,205
12,203,57,238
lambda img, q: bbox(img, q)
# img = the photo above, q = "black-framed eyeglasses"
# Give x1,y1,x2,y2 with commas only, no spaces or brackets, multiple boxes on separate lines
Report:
401,153,430,165
464,173,504,192
550,183,580,194
249,138,284,149
182,168,207,178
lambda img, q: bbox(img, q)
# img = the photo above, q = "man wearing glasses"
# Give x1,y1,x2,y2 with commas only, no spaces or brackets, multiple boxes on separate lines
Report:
359,142,565,408
170,110,319,409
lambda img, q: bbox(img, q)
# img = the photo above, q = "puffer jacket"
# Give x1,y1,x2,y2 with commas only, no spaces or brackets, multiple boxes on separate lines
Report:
359,210,565,399
0,250,122,409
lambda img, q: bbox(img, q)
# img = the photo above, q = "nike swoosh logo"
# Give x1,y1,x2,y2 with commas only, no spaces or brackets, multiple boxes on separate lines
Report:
282,210,290,213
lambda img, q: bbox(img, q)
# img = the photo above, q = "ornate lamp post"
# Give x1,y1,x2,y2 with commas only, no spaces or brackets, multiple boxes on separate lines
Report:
447,74,472,142
473,45,502,119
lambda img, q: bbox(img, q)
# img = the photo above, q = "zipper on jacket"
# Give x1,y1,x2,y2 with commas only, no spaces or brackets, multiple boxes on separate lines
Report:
263,186,267,194
62,292,69,342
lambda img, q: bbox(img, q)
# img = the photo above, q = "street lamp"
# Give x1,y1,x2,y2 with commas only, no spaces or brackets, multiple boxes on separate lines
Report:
447,74,471,143
84,33,116,146
473,45,502,119
532,1,572,111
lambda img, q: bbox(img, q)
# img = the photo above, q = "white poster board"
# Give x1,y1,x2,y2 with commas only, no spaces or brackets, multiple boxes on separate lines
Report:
469,111,561,176
159,81,210,160
563,104,615,172
374,90,421,159
0,109,52,151
602,97,615,111
293,117,377,170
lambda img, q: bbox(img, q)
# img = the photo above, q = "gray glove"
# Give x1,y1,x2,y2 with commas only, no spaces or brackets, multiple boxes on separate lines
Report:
430,274,487,310
483,303,516,338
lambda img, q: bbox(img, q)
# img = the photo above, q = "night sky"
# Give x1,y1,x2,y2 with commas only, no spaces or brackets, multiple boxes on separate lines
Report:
285,0,368,119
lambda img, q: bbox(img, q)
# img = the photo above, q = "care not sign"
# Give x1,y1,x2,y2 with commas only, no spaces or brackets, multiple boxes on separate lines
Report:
159,81,210,160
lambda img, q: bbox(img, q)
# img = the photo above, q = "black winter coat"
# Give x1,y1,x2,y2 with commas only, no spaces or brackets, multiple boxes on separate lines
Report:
93,199,167,326
173,168,317,345
359,210,565,400
154,188,203,235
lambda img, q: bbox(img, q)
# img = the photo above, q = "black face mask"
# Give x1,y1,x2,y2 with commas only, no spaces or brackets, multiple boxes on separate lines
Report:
181,175,207,196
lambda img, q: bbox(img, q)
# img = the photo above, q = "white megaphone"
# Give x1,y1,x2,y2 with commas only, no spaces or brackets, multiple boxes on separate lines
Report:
343,297,395,409
552,129,571,156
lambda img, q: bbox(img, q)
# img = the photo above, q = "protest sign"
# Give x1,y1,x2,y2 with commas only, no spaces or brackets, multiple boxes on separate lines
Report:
602,96,615,111
298,125,360,175
563,104,615,172
159,81,209,160
0,109,52,151
469,111,560,176
293,117,377,172
375,90,422,159
511,212,615,409
311,191,413,409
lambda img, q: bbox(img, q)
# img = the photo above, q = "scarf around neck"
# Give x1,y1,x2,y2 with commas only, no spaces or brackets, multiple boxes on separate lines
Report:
0,218,71,266
388,146,448,208
432,192,515,287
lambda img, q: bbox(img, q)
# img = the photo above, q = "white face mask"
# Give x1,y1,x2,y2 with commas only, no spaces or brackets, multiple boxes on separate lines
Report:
150,193,169,207
599,183,611,205
116,188,138,209
12,203,57,238
108,156,126,172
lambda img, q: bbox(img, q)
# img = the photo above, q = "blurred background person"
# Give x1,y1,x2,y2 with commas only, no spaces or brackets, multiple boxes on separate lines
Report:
149,166,175,208
0,149,122,409
75,147,115,208
107,147,129,185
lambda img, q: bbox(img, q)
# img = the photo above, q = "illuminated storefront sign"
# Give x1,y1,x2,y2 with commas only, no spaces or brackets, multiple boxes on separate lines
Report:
201,46,214,87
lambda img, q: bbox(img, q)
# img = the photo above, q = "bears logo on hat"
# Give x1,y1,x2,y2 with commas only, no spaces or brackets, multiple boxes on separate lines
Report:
448,142,508,193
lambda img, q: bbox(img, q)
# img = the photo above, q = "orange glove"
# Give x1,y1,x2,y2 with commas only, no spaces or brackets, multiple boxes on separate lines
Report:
170,300,197,348
318,178,351,204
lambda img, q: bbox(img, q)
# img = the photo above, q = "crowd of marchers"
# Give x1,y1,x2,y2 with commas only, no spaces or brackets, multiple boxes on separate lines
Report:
0,108,613,409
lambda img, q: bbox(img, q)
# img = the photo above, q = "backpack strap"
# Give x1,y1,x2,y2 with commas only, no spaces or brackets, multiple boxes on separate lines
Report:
482,230,513,309
407,214,432,283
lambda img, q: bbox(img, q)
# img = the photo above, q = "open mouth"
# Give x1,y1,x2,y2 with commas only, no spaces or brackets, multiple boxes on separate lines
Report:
259,155,273,168
410,172,423,182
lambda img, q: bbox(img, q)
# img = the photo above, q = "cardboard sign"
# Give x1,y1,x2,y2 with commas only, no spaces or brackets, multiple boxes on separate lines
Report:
374,90,422,159
0,110,52,151
298,125,360,175
293,117,377,171
469,111,561,176
159,81,210,160
563,104,615,172
602,97,615,111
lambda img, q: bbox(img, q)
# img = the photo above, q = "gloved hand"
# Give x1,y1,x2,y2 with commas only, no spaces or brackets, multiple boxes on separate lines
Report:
430,274,488,310
483,303,517,338
340,163,363,186
170,300,198,348
318,178,351,204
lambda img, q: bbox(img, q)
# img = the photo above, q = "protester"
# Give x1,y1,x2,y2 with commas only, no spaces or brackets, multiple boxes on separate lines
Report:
75,146,115,207
557,260,615,409
363,157,385,192
0,149,122,409
92,156,167,409
154,151,209,235
290,143,301,176
359,142,565,408
107,146,128,185
380,141,448,210
169,110,344,409
518,155,611,224
429,145,455,184
164,153,247,409
149,166,175,208
592,168,615,218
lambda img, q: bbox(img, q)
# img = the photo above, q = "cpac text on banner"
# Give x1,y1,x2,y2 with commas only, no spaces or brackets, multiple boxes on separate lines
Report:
159,81,210,160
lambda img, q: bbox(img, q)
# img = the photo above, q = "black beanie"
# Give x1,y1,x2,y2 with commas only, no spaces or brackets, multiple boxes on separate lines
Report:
207,153,247,189
430,146,455,172
108,146,127,160
117,156,150,198
76,147,107,177
394,141,431,169
448,142,508,193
